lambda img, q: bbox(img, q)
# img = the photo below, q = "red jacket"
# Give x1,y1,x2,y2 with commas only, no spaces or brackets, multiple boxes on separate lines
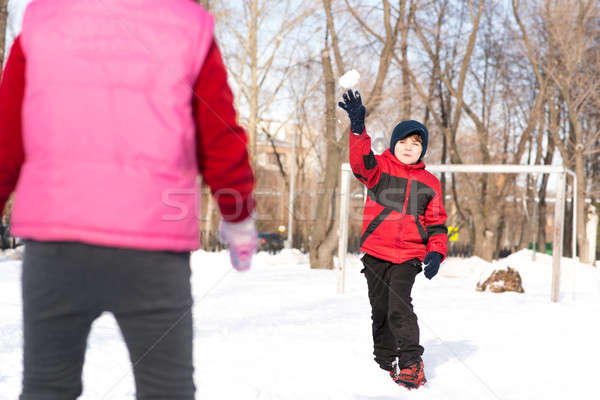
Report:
349,129,447,264
0,36,254,223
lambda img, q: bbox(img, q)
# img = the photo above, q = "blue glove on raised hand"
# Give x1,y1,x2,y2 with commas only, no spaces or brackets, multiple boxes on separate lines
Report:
338,89,366,134
423,252,443,280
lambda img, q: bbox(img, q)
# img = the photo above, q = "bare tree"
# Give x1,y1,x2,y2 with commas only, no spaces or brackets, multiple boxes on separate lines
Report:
309,0,406,269
214,0,315,159
406,0,558,260
514,0,600,262
199,0,598,261
409,0,493,257
534,100,556,253
449,0,546,260
196,1,317,247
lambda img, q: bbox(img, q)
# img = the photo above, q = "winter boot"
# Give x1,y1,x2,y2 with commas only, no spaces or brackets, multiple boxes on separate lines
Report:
389,358,427,390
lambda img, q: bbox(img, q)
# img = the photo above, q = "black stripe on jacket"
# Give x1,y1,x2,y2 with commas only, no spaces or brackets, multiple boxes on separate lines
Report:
426,224,448,237
367,173,408,213
360,208,394,246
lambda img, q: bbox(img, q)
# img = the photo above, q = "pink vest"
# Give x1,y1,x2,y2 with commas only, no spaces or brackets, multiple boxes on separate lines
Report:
12,0,214,251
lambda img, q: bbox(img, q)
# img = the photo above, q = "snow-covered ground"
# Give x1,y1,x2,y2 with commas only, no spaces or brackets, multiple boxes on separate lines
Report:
1,248,599,399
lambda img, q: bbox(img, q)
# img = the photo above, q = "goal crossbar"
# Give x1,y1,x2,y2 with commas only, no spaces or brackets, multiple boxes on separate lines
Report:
427,164,568,174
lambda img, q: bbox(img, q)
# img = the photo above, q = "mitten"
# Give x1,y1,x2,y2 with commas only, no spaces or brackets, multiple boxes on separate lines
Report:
423,252,443,280
218,215,257,272
338,89,366,134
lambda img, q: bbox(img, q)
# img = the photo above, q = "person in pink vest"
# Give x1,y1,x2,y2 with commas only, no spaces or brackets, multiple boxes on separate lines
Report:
0,1,256,398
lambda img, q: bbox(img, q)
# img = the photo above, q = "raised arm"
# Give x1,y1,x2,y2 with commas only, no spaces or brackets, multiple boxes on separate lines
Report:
193,39,256,271
193,39,254,222
338,90,381,188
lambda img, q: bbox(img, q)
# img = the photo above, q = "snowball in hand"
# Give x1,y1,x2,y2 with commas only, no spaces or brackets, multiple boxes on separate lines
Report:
339,69,360,89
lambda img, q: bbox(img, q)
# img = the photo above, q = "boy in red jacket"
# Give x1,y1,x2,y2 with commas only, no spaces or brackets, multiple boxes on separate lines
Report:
339,90,447,390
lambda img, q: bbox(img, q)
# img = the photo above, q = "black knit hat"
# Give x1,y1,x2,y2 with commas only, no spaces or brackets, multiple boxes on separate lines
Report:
389,120,429,160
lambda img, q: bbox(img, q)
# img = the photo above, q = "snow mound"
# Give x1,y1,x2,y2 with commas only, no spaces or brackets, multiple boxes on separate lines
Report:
439,255,491,279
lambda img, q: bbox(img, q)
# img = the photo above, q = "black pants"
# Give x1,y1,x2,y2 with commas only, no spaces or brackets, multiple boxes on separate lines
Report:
20,240,195,400
361,253,424,371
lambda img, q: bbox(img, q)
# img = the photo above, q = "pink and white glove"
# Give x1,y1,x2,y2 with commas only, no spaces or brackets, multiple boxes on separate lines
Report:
218,215,257,272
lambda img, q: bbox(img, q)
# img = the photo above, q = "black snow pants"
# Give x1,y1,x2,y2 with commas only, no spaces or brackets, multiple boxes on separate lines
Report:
361,253,424,371
20,240,195,400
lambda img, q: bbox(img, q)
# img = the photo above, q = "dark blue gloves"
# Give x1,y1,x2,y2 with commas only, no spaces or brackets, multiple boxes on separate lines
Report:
338,89,365,134
423,252,443,280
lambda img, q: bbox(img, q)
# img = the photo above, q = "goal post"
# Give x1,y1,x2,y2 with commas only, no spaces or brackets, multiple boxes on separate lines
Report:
337,163,352,294
337,163,577,303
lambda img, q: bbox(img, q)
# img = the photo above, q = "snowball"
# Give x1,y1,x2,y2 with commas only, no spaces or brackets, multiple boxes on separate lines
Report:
339,69,360,89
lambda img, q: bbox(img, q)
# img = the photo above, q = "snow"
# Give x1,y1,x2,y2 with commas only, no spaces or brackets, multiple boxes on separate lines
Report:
339,69,361,89
0,248,599,399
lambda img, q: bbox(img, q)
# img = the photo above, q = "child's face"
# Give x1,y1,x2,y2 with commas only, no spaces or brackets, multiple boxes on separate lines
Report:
394,135,422,164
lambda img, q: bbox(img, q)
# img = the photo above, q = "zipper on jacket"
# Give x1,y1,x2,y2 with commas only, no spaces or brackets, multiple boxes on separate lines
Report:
402,170,412,214
397,170,412,249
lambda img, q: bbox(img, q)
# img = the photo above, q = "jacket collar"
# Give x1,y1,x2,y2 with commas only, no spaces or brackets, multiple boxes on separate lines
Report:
381,149,426,170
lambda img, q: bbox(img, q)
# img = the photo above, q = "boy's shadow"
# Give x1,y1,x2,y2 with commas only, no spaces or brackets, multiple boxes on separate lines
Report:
422,339,478,381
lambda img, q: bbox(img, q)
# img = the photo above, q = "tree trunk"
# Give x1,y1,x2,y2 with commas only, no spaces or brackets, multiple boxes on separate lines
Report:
537,98,556,254
495,209,506,258
203,189,214,250
537,175,551,254
399,0,411,119
247,0,259,159
308,45,341,269
564,197,574,256
575,146,587,261
0,0,9,68
472,211,500,261
537,199,547,254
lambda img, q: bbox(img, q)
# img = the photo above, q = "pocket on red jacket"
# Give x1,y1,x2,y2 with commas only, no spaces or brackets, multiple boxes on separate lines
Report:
401,214,427,245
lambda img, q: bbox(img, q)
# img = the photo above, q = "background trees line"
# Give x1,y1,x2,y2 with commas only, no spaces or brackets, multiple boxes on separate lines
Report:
1,0,598,265
200,0,599,267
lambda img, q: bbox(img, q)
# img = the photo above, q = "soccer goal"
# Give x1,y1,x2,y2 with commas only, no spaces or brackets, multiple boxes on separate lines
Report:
337,163,577,303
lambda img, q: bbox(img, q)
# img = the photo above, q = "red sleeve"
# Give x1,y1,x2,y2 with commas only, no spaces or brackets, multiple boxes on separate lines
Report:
0,36,26,214
193,39,255,222
348,128,381,188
